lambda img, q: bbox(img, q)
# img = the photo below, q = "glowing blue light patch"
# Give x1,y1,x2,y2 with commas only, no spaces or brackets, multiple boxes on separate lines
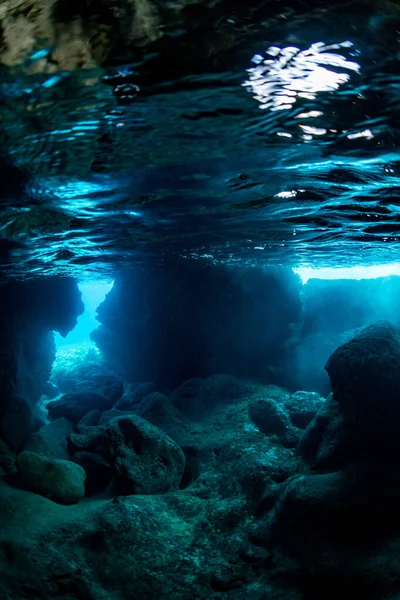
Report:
55,280,114,348
54,181,108,199
42,74,65,88
30,47,53,61
294,264,400,284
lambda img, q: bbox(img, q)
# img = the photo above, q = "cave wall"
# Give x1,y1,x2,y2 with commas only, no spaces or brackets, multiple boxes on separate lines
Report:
0,277,84,409
94,267,400,396
92,261,303,391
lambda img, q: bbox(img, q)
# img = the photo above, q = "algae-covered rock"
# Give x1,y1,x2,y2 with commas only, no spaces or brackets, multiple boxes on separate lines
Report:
285,391,325,429
17,451,86,504
248,396,300,448
104,415,186,495
68,426,105,454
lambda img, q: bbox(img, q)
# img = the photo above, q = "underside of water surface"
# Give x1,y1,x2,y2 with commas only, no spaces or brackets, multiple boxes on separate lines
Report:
0,1,400,599
0,0,398,277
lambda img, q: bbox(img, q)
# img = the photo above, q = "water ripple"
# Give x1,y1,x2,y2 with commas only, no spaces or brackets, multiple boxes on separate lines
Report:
0,1,399,278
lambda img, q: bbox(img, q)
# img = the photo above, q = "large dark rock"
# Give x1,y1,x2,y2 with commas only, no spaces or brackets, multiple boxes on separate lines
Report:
297,394,346,468
104,414,186,495
47,392,115,423
92,263,302,390
246,322,400,598
269,471,352,545
0,396,43,453
326,321,400,455
17,451,86,504
136,392,188,441
72,452,112,496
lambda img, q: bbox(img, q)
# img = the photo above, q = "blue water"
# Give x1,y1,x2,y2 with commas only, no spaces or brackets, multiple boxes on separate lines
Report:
55,280,114,347
0,3,398,279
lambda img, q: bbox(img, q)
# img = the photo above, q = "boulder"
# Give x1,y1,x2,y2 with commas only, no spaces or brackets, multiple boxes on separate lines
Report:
0,396,43,453
72,451,112,496
248,397,299,447
46,392,114,423
285,391,325,429
17,451,86,504
325,321,400,454
23,418,74,460
297,395,339,458
68,426,105,454
78,409,101,427
0,436,16,473
136,392,187,441
268,462,400,552
98,409,132,426
104,415,186,495
267,470,366,549
115,382,156,410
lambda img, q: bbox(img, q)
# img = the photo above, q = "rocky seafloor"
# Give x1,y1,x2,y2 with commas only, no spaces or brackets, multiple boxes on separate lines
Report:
2,317,400,599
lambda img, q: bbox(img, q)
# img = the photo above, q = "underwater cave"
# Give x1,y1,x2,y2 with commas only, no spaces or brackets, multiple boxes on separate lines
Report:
0,1,400,599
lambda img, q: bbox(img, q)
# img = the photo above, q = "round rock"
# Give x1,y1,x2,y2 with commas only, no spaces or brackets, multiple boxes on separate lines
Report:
325,321,400,449
17,451,86,504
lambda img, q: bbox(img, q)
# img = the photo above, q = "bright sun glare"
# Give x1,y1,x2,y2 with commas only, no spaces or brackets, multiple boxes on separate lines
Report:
294,264,400,284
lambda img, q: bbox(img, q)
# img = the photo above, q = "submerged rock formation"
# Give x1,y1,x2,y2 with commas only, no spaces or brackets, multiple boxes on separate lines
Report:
92,262,302,390
252,321,400,598
0,277,83,473
1,370,305,598
17,451,86,504
0,277,83,405
2,301,400,598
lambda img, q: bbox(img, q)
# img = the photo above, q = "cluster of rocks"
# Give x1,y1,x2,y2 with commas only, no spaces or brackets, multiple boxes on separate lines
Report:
10,364,320,506
2,321,400,598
